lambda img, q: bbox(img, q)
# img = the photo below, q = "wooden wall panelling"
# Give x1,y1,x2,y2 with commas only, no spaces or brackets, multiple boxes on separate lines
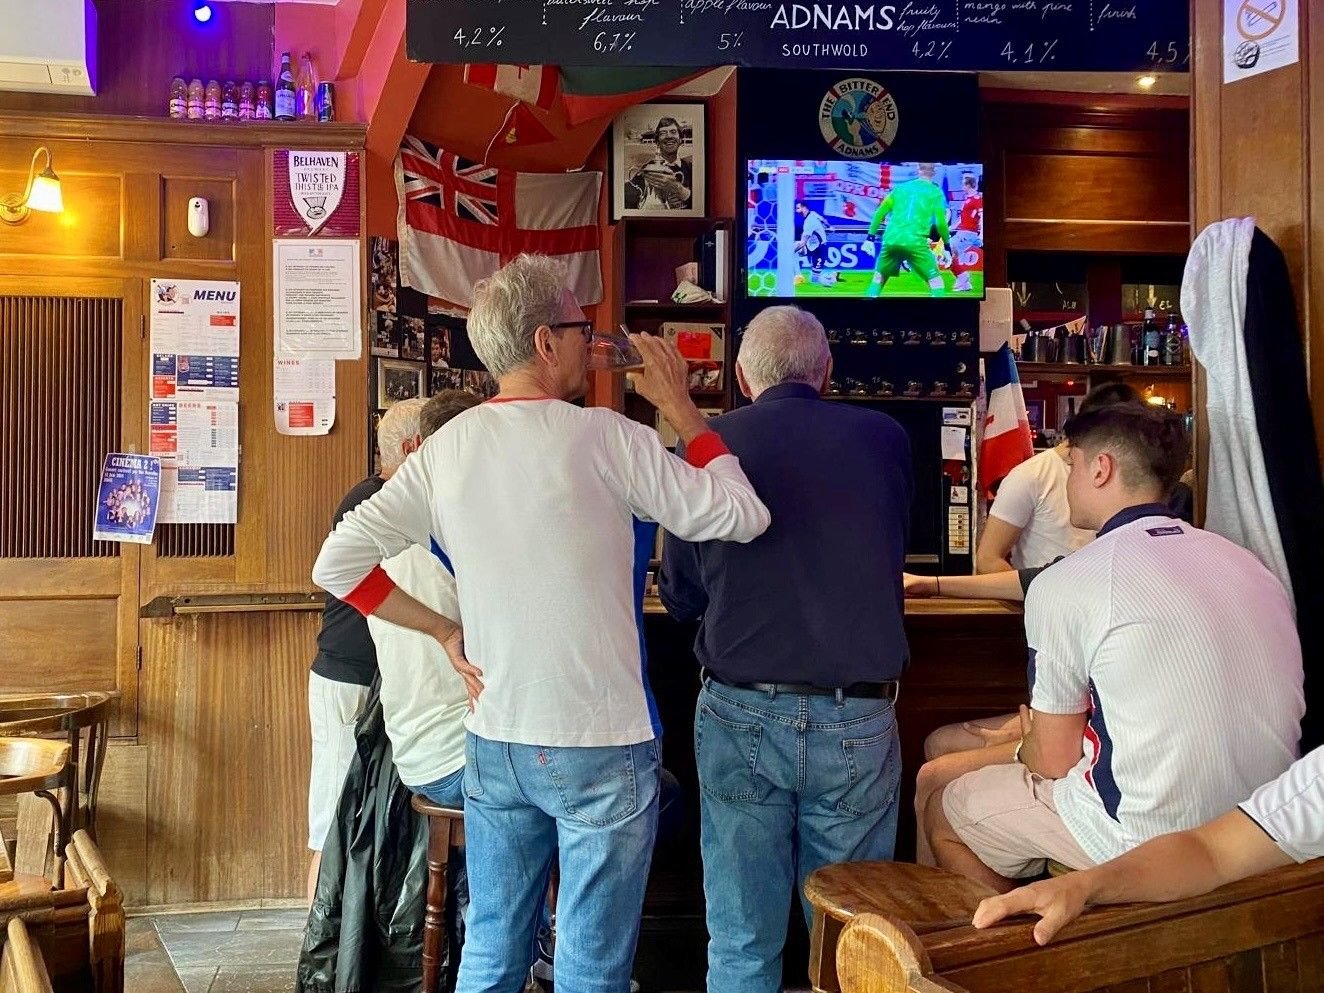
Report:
92,742,148,907
983,100,1190,257
0,0,276,119
139,612,313,904
0,276,144,736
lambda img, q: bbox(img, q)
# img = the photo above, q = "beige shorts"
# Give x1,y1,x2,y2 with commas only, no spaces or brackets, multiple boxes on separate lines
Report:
942,762,1095,879
307,671,370,851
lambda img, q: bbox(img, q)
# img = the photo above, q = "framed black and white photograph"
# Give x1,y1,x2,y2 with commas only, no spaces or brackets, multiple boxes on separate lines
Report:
611,102,706,220
372,311,399,357
377,359,424,408
430,367,464,396
400,316,426,362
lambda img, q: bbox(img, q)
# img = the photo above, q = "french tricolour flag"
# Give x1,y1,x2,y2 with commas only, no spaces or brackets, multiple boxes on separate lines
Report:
980,344,1035,499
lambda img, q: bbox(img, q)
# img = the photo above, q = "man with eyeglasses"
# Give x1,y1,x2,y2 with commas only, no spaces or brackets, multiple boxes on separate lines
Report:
313,254,770,993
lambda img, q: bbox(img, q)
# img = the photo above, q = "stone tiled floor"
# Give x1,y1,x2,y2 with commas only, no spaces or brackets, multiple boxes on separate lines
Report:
125,909,307,993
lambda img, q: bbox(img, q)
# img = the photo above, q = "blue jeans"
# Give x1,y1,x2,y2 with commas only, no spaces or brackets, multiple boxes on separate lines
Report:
457,732,660,993
696,679,900,993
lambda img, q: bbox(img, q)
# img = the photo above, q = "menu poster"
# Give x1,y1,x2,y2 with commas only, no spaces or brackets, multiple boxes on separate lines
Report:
150,400,240,524
274,357,337,436
93,453,161,545
150,279,241,403
274,239,363,360
273,150,362,238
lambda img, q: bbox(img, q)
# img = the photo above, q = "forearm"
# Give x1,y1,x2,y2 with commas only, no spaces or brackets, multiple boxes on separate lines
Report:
371,586,459,643
1079,832,1232,906
975,550,1015,575
659,400,711,446
927,571,1025,601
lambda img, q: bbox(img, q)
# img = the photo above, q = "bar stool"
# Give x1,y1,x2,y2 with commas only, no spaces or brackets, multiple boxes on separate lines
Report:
0,737,72,885
411,795,465,993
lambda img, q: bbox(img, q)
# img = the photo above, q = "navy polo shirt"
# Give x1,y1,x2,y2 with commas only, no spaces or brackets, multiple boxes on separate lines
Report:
659,382,913,686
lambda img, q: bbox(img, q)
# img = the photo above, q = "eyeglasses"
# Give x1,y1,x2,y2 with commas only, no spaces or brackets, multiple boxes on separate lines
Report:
549,321,593,343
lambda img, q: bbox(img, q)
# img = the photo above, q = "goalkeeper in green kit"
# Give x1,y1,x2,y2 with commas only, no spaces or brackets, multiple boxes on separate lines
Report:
865,163,952,297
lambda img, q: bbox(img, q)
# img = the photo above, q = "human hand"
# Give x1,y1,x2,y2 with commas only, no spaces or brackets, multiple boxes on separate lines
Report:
903,573,937,597
626,334,707,441
971,873,1093,946
438,626,484,711
960,713,1022,747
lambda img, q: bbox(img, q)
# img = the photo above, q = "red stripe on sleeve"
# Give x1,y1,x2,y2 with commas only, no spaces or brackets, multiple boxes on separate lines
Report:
342,565,396,616
685,431,730,468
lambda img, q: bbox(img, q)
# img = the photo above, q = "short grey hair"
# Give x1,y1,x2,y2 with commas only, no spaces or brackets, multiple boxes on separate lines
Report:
467,254,567,378
377,397,426,472
737,306,831,395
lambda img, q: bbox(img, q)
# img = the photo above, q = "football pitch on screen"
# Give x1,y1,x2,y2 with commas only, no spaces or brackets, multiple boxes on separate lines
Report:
746,270,985,298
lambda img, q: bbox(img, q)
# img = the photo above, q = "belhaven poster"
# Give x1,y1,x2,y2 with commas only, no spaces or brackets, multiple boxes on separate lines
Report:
273,150,361,237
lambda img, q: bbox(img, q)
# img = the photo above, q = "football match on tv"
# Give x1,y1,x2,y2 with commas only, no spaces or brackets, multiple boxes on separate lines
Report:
746,159,986,299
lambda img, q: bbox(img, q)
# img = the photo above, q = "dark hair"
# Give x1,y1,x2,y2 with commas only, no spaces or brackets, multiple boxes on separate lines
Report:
1065,403,1190,496
420,389,481,439
1077,381,1140,416
654,117,682,138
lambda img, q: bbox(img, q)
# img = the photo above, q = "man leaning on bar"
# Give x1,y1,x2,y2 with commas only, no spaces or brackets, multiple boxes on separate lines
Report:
312,254,769,993
661,304,913,993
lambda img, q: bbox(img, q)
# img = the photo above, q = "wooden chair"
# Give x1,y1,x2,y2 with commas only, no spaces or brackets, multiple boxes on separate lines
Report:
0,738,71,884
0,830,123,993
0,693,114,841
810,859,1324,993
411,795,465,993
0,919,55,993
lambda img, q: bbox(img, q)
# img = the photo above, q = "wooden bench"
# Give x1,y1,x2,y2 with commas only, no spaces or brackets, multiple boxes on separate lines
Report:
0,919,54,993
812,860,1324,993
0,831,123,993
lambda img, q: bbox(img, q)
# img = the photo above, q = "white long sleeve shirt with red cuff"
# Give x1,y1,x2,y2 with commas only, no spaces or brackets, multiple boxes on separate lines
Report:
312,397,770,748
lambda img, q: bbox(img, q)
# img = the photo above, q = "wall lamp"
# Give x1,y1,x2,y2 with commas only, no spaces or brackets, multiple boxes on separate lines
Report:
1,147,64,225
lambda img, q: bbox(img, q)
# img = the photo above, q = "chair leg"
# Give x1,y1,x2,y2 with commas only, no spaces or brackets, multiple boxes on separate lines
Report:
421,817,453,993
34,790,68,887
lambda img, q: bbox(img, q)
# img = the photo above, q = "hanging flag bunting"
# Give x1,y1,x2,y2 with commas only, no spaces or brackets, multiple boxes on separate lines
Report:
558,66,703,126
463,64,559,110
396,136,603,307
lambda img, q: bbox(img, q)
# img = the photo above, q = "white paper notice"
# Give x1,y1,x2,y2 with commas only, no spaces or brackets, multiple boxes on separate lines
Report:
941,426,968,462
947,507,971,555
150,400,239,523
150,279,240,402
274,238,362,359
274,358,337,436
1225,0,1298,83
979,287,1013,352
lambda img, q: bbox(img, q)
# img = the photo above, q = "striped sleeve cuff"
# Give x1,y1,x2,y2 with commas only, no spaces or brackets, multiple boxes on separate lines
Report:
685,431,730,468
341,565,396,616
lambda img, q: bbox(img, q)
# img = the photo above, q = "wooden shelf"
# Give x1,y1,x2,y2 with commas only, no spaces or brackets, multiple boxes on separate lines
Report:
624,302,728,317
824,394,977,403
619,216,732,238
0,109,366,149
1018,362,1192,378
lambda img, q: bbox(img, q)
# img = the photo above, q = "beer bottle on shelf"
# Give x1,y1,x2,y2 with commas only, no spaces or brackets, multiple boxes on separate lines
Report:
169,77,187,119
1142,308,1161,366
1162,311,1184,366
297,53,317,120
275,52,297,121
186,78,205,120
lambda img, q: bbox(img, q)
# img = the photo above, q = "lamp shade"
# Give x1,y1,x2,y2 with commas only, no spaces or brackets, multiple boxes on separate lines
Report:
27,171,62,214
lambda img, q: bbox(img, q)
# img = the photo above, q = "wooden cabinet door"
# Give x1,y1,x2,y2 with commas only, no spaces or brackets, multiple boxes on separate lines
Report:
0,277,144,735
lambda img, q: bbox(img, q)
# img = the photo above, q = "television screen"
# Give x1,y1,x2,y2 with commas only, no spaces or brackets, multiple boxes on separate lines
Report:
746,159,985,299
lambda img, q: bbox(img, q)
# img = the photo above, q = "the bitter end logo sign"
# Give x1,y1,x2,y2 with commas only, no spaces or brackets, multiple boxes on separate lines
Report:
818,78,899,159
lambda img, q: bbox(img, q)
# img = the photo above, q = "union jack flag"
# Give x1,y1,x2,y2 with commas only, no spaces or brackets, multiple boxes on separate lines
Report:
400,139,499,226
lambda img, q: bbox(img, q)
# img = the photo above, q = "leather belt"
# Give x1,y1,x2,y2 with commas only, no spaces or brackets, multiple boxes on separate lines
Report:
705,669,899,703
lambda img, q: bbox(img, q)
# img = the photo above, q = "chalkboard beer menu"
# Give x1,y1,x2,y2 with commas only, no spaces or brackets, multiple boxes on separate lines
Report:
408,1,1189,74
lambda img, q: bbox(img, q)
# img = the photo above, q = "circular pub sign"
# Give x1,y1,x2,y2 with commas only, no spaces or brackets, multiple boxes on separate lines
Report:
818,78,900,159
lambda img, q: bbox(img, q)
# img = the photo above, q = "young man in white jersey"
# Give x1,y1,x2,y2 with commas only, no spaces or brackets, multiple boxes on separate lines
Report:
929,402,1304,892
973,743,1324,945
313,254,769,993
